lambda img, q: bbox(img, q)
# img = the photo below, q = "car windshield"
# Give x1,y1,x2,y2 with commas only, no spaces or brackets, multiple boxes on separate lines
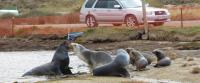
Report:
120,0,142,8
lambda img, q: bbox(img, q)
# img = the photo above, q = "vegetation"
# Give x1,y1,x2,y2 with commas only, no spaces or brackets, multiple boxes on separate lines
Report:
158,26,200,36
170,8,200,21
77,26,200,43
146,0,200,7
78,27,143,43
0,0,199,16
17,10,61,18
0,0,83,17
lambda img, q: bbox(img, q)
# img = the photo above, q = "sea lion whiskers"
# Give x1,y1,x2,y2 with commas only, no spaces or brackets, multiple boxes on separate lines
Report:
71,43,89,54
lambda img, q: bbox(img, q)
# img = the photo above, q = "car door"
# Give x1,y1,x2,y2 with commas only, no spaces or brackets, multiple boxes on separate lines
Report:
93,0,110,22
107,0,124,23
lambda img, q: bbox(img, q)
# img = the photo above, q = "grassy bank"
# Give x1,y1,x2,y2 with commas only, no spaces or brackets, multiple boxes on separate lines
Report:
1,26,200,42
77,26,200,43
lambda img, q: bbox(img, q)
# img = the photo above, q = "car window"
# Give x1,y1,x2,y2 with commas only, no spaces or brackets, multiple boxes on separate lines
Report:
85,0,96,8
94,0,108,8
108,0,120,9
120,0,142,8
94,0,120,9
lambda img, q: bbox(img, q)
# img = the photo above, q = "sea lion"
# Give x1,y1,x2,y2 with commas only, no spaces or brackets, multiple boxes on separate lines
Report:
141,53,153,65
126,48,148,71
22,41,72,76
70,43,112,69
152,49,171,67
93,49,130,77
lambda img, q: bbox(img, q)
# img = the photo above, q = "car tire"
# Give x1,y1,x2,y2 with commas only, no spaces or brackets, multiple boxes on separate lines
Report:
153,22,164,26
125,15,138,28
85,15,98,28
112,24,122,26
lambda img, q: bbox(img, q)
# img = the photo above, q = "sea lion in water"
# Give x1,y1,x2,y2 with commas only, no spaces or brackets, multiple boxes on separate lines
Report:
22,41,72,76
70,43,112,69
93,49,130,77
152,49,171,67
126,48,148,71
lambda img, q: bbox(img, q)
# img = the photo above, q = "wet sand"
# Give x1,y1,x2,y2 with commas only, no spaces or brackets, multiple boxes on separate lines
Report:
37,76,137,83
39,53,200,83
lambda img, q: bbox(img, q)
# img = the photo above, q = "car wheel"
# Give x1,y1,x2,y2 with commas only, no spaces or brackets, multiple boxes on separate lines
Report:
153,22,164,26
86,15,98,27
113,24,122,26
125,15,138,28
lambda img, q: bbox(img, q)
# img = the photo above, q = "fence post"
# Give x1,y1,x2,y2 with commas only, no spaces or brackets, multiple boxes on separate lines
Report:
142,0,149,40
11,17,15,37
180,8,183,28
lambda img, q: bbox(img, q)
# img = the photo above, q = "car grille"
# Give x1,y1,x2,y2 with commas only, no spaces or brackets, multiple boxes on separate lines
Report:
155,11,166,15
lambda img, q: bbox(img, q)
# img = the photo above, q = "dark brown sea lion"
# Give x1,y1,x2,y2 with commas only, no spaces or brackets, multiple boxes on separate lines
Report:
152,49,171,67
23,41,72,76
126,48,148,71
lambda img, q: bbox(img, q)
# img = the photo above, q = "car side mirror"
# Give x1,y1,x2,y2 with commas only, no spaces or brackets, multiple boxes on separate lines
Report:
114,5,122,9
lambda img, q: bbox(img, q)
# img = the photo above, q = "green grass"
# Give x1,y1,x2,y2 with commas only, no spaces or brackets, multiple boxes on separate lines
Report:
0,0,83,17
77,26,200,43
79,27,138,43
158,26,200,36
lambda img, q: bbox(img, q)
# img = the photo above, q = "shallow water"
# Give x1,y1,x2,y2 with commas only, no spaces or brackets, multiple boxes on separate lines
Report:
0,51,89,83
0,50,199,83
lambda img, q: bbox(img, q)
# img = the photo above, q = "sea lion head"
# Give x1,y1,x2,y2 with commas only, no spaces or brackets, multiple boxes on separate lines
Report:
125,48,135,54
125,48,143,61
152,49,166,60
52,41,70,62
71,43,87,53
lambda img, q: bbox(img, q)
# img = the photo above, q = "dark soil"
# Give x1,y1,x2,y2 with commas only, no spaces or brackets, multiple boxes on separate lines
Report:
0,37,199,52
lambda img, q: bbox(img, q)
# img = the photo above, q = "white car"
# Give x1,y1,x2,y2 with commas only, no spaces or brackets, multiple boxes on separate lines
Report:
80,0,170,28
0,9,19,16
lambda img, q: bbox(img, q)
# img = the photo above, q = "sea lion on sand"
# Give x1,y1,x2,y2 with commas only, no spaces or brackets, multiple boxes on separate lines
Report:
126,48,148,71
152,49,171,67
70,43,112,69
93,49,130,77
142,53,153,65
22,41,72,76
